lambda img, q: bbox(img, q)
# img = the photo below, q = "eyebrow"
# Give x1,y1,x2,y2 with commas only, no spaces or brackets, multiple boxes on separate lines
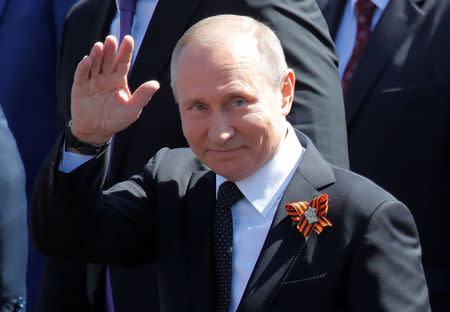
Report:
180,79,257,109
181,98,208,109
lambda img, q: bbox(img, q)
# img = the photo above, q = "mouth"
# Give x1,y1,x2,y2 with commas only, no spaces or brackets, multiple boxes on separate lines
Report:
207,146,243,157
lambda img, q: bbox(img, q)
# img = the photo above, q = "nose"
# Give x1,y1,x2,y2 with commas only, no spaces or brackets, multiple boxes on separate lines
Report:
208,113,235,144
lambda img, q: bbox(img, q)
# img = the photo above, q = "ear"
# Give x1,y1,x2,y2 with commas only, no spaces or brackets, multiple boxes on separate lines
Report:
280,69,295,116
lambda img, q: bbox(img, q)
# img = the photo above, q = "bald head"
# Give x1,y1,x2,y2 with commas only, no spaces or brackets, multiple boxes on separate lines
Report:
170,14,288,101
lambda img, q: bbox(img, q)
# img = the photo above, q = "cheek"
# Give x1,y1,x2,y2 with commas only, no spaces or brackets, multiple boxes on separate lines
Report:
239,116,271,154
181,117,206,149
249,114,281,154
181,117,196,142
244,112,274,137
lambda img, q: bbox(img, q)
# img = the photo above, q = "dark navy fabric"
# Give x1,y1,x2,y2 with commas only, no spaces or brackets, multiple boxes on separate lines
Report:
0,1,79,310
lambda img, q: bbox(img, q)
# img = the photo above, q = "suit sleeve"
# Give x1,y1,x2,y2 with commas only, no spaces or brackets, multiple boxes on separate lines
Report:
0,106,27,309
31,135,166,265
348,200,431,311
251,0,349,169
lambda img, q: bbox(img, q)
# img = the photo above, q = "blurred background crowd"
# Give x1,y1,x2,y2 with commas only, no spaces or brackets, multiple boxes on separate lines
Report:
0,0,448,311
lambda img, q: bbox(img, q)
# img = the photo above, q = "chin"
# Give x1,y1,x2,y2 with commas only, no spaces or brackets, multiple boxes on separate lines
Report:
210,164,240,181
216,166,252,182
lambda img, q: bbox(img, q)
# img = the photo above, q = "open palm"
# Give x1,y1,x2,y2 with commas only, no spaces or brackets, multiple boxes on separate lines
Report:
70,35,160,144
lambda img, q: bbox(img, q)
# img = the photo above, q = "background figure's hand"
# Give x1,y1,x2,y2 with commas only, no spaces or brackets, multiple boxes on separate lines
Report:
70,35,160,144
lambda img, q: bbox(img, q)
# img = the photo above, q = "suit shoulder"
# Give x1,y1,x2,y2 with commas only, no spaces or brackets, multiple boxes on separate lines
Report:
324,166,418,244
143,147,207,181
328,166,402,218
67,0,108,15
63,0,107,32
65,0,94,21
332,165,397,198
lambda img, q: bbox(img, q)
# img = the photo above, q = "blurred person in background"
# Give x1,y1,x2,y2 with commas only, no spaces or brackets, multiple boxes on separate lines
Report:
0,104,27,312
0,0,80,310
317,0,450,310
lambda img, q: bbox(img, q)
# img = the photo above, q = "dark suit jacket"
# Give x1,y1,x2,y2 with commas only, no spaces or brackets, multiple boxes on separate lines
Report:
31,130,430,311
317,0,450,306
0,105,27,311
45,0,350,310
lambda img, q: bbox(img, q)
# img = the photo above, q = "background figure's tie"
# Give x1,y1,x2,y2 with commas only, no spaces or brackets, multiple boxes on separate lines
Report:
119,0,137,44
341,0,376,95
215,181,244,312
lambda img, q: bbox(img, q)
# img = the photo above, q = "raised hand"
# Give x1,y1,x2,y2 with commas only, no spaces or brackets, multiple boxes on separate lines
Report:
70,35,160,144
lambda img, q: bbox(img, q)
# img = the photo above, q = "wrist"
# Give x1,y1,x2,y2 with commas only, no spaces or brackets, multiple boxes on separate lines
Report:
65,120,110,155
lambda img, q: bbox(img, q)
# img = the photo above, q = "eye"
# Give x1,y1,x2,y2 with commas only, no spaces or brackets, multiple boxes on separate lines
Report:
192,104,206,111
231,98,246,107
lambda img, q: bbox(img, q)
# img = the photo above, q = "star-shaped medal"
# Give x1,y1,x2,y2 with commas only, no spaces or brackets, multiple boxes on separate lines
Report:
304,206,318,224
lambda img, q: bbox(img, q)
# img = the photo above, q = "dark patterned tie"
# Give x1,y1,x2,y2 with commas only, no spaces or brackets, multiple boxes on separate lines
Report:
341,0,376,95
119,0,137,44
215,181,244,312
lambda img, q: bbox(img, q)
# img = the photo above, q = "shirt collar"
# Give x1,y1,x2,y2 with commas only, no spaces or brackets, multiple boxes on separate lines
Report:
216,123,303,218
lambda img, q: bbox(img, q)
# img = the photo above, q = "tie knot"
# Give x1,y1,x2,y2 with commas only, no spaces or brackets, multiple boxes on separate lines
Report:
355,0,376,19
119,0,137,13
217,181,243,210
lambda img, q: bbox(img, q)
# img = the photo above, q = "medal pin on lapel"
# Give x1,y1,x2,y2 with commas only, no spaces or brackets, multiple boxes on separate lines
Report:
285,194,332,241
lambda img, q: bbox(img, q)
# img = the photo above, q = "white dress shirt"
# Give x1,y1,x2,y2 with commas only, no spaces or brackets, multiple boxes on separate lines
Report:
335,0,390,79
216,124,304,312
111,0,159,66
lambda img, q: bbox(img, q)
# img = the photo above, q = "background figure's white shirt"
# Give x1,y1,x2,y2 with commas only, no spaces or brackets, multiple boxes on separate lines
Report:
111,0,159,66
216,124,304,312
335,0,389,79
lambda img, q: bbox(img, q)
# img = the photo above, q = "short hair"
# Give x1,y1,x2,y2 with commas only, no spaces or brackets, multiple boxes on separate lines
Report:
170,14,289,102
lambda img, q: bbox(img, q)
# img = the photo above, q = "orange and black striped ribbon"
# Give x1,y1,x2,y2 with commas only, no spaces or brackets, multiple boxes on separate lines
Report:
285,194,332,241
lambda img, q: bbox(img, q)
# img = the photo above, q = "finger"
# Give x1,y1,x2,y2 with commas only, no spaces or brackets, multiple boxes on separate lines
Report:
101,36,118,75
115,35,134,76
130,80,160,109
89,42,104,77
73,56,92,85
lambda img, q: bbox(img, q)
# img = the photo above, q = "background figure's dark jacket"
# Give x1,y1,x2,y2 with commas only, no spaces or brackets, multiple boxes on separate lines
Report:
317,0,450,308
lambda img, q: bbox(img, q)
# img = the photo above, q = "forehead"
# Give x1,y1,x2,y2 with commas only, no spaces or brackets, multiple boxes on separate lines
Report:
175,34,266,103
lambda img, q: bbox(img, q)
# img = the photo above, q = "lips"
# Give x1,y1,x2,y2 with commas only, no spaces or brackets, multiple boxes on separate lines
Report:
206,146,243,157
209,147,240,152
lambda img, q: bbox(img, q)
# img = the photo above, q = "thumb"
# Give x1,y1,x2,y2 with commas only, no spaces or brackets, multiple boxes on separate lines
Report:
130,80,160,109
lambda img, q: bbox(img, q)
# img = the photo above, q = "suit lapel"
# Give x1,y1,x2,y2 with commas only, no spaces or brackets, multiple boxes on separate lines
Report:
345,0,425,126
237,133,335,312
